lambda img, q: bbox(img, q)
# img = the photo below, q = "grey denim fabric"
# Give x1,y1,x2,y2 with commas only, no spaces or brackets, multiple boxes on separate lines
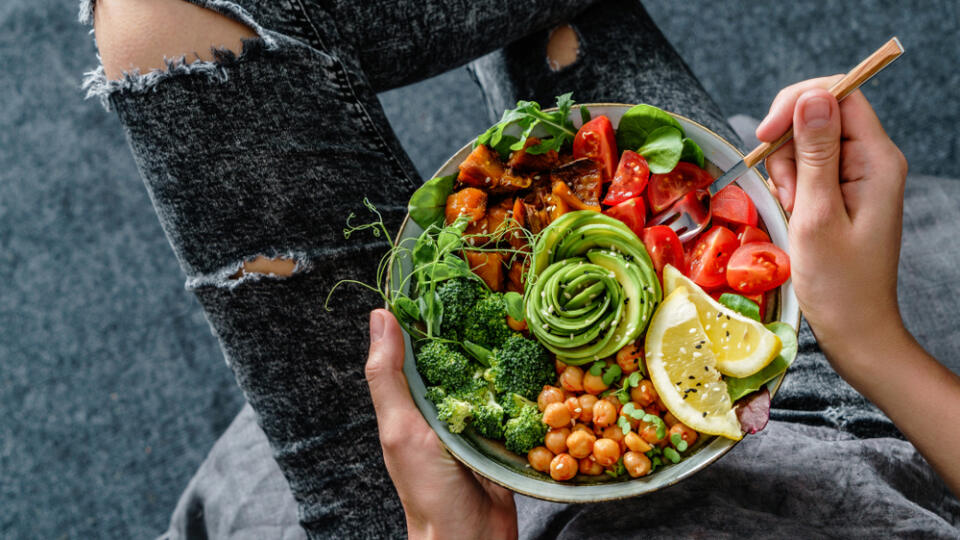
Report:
80,0,959,538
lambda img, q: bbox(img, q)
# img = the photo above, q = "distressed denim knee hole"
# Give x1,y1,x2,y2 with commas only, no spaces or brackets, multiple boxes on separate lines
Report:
546,24,580,72
229,256,298,280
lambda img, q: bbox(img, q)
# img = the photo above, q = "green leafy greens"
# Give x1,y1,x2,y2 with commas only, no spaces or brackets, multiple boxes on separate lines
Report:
408,174,456,229
615,103,706,173
476,93,577,156
718,293,762,322
726,322,799,401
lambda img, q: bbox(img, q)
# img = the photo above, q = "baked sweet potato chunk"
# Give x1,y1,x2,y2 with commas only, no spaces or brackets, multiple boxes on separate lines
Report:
551,158,602,207
445,188,487,225
507,137,560,171
464,251,504,291
458,144,505,189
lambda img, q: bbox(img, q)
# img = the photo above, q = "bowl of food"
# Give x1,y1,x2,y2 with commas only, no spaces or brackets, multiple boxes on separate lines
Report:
383,96,799,502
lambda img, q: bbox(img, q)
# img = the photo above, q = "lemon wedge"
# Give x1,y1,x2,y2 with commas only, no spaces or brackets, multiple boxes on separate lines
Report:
644,287,741,440
662,265,781,378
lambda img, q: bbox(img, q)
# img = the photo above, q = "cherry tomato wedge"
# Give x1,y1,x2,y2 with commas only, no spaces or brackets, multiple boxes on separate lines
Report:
602,151,649,205
641,225,685,275
726,242,791,294
647,162,713,213
711,185,758,227
736,225,770,246
604,197,646,238
686,225,738,289
573,115,618,180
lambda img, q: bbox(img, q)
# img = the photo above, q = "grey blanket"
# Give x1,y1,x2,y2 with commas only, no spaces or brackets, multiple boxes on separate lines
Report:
161,173,960,539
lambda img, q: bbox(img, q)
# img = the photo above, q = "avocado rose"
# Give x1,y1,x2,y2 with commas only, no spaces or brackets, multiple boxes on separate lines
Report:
525,212,662,364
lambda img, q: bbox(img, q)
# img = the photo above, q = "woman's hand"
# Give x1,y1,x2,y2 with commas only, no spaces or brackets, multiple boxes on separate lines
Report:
365,309,518,540
758,77,910,365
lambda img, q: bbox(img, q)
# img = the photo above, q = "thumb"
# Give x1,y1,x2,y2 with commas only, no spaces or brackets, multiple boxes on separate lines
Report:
792,89,846,223
365,309,415,421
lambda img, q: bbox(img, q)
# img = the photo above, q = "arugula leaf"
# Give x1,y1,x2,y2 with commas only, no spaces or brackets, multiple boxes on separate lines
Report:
726,322,799,401
680,137,705,168
718,293,761,322
504,292,524,322
476,94,577,157
408,175,455,229
637,126,684,174
580,106,592,125
616,104,684,152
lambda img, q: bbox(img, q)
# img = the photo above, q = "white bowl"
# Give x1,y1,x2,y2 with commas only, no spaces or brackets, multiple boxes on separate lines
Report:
388,104,799,502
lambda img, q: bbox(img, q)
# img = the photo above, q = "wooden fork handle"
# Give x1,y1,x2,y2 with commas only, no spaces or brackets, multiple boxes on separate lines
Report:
743,37,904,168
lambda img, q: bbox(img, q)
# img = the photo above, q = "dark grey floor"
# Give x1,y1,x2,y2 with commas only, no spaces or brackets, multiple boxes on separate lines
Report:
1,1,957,538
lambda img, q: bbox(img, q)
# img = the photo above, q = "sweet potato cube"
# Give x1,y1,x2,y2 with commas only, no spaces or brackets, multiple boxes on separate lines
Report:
464,251,504,292
507,137,560,171
445,188,487,225
551,158,602,207
458,144,505,188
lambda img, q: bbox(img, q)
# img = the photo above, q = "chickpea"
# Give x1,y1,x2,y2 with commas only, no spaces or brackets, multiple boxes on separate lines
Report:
559,365,584,392
619,406,640,431
528,446,553,472
644,404,661,417
577,394,598,423
545,427,571,454
564,396,581,417
624,431,653,453
507,315,527,332
592,399,618,428
639,419,666,444
555,358,568,375
582,371,610,395
571,422,593,434
543,402,572,428
630,379,658,406
537,385,565,411
616,343,643,374
566,429,596,459
602,425,626,451
579,457,604,476
550,453,578,481
602,394,622,412
669,423,698,447
663,412,679,427
592,438,621,467
622,451,652,478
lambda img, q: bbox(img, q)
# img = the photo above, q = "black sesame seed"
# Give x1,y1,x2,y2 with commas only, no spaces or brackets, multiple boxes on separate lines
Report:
688,375,694,380
696,382,701,387
725,314,731,320
695,344,702,349
702,412,707,418
624,298,630,305
725,331,730,338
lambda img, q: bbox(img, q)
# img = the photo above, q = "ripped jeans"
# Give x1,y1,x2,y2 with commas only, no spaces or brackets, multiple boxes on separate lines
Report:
79,0,909,538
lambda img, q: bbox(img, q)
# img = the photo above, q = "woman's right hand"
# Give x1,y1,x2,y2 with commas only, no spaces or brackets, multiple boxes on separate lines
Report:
757,77,910,372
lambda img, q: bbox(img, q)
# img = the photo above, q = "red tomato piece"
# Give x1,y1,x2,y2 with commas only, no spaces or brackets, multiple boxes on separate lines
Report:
604,197,646,238
641,225,685,275
726,242,791,294
686,225,739,289
573,115,618,180
736,225,770,246
647,162,714,213
711,185,758,227
602,151,650,205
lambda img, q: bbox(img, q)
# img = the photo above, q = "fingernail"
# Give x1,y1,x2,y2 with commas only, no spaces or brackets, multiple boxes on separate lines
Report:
370,311,385,344
801,97,831,129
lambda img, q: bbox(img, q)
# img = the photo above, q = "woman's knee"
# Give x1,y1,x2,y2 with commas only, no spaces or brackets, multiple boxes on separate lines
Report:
93,0,257,80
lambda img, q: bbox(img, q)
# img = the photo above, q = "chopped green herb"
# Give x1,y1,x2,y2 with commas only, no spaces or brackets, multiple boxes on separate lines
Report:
676,440,689,452
589,361,605,376
663,447,681,464
602,364,622,386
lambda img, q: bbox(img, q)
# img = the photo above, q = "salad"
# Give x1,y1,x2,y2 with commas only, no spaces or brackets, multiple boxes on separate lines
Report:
334,95,798,482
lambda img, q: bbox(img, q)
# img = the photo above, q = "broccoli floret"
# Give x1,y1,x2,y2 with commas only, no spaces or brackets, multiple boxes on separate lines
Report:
472,391,506,440
415,341,473,390
500,392,537,419
436,396,473,434
462,293,514,349
437,278,485,341
425,386,447,405
503,401,548,454
484,334,553,400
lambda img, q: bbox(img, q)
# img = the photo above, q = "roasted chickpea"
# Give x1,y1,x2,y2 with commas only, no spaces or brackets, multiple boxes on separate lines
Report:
619,406,640,430
577,394,598,423
616,343,643,374
507,315,527,332
602,425,626,451
550,453,578,481
630,379,658,406
624,431,653,453
592,438,621,467
537,385,565,411
663,412,679,427
528,446,553,472
669,423,698,446
639,419,666,444
564,396,581,417
602,394,622,412
543,402,572,428
571,422,593,434
623,451,652,478
579,457,604,476
545,427,571,454
566,429,596,459
592,399,618,428
559,365,584,392
555,358,568,375
582,371,610,395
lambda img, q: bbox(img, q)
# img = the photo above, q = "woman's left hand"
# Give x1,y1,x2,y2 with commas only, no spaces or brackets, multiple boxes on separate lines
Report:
365,309,518,540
